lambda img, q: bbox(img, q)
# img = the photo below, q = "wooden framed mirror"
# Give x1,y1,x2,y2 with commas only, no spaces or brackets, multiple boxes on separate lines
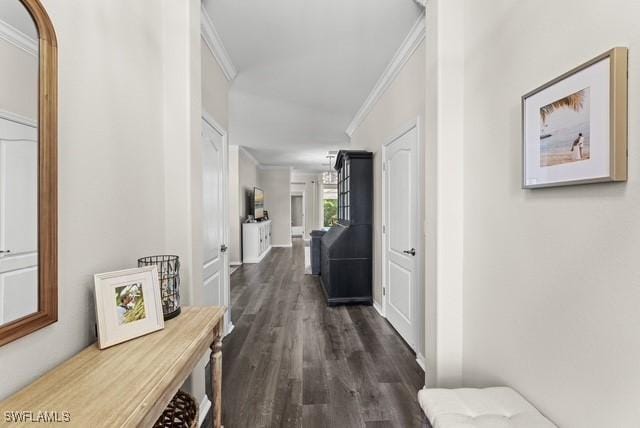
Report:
0,0,57,346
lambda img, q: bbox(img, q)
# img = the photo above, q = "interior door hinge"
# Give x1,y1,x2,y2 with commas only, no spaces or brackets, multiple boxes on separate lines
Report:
383,161,386,172
383,287,386,296
382,225,386,234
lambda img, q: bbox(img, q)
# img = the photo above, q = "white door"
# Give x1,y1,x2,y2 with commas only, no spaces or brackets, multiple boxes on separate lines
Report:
0,117,38,325
384,126,418,347
202,117,229,323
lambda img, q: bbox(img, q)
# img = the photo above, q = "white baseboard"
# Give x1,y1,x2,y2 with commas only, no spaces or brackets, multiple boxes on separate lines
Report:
373,300,424,373
243,246,271,263
229,261,242,266
198,395,211,427
272,244,292,248
225,322,235,337
373,301,385,317
416,353,426,372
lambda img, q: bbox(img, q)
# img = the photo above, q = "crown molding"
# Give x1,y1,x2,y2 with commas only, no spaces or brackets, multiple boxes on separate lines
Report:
238,146,260,167
345,15,425,137
0,19,37,57
201,5,237,81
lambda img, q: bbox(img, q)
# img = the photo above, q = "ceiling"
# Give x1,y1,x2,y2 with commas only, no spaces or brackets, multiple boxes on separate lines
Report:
0,0,37,40
203,0,423,172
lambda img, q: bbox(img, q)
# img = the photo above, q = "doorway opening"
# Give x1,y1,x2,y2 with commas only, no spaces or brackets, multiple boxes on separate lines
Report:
291,192,304,237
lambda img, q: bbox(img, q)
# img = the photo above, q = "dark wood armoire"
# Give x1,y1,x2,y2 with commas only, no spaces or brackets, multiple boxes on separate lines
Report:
320,150,373,306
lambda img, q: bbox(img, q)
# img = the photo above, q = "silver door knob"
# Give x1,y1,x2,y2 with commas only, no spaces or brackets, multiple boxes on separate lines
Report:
403,248,416,256
220,244,228,253
0,250,10,253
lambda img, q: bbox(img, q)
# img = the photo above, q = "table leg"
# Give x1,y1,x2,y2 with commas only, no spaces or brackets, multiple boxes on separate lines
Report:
210,321,223,428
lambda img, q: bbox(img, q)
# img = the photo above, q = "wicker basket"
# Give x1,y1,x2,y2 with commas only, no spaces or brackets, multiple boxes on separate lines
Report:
153,390,199,428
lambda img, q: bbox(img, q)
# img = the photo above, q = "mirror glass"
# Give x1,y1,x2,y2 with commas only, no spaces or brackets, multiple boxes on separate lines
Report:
0,0,39,327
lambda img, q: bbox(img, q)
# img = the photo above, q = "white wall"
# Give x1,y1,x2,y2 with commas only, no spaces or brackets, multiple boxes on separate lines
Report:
423,0,465,388
0,0,168,399
161,0,207,403
201,40,229,129
350,41,426,361
462,1,640,426
228,145,241,264
259,168,292,246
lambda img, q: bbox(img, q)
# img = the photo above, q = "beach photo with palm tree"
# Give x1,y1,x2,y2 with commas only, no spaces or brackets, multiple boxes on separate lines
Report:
539,87,591,167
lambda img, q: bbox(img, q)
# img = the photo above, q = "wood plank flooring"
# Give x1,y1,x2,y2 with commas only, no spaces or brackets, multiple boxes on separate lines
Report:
222,239,430,427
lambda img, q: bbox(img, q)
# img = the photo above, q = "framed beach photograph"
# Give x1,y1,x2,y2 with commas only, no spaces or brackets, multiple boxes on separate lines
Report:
94,266,164,349
522,47,628,188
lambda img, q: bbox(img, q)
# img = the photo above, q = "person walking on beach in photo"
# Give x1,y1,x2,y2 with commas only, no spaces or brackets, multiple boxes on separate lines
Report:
570,132,584,160
116,293,133,324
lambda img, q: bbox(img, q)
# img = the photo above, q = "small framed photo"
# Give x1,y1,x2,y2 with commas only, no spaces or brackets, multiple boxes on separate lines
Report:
522,47,628,188
94,266,164,349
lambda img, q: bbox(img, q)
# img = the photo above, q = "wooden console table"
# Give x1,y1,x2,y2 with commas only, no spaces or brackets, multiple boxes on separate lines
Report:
0,306,225,427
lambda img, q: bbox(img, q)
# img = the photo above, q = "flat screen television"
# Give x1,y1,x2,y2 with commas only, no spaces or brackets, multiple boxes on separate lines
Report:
253,187,264,220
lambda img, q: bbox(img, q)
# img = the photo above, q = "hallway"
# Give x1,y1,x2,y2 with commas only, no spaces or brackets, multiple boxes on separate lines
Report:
222,239,428,427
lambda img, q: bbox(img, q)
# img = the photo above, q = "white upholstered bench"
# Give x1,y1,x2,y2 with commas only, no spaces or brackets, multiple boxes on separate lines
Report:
418,387,557,428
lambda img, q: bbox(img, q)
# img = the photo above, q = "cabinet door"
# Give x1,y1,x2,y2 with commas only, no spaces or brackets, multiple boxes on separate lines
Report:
260,225,266,253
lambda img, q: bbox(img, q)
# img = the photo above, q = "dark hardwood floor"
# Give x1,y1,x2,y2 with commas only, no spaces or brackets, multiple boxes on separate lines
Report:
222,239,429,427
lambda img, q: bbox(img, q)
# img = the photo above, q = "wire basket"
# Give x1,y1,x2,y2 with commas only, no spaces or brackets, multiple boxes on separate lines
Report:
138,255,181,320
153,390,198,428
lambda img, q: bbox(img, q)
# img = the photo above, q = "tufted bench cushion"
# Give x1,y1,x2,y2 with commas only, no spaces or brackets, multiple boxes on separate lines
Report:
418,387,557,428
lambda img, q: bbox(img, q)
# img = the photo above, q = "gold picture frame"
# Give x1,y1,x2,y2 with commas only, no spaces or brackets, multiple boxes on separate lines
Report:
522,47,628,189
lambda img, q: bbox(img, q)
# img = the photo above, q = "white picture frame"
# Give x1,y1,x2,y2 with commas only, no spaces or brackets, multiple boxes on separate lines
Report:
94,266,164,349
522,47,627,188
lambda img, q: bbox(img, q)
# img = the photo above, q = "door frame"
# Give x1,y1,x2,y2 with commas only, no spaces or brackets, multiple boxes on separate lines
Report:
290,190,305,236
202,111,233,336
381,117,424,366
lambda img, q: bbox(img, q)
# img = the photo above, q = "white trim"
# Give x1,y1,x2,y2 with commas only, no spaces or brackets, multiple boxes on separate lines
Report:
225,322,235,337
238,146,260,167
0,109,36,128
373,301,385,318
201,5,237,81
272,243,292,248
416,353,426,371
197,395,212,427
229,261,243,267
345,15,425,137
381,117,424,354
0,19,37,57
